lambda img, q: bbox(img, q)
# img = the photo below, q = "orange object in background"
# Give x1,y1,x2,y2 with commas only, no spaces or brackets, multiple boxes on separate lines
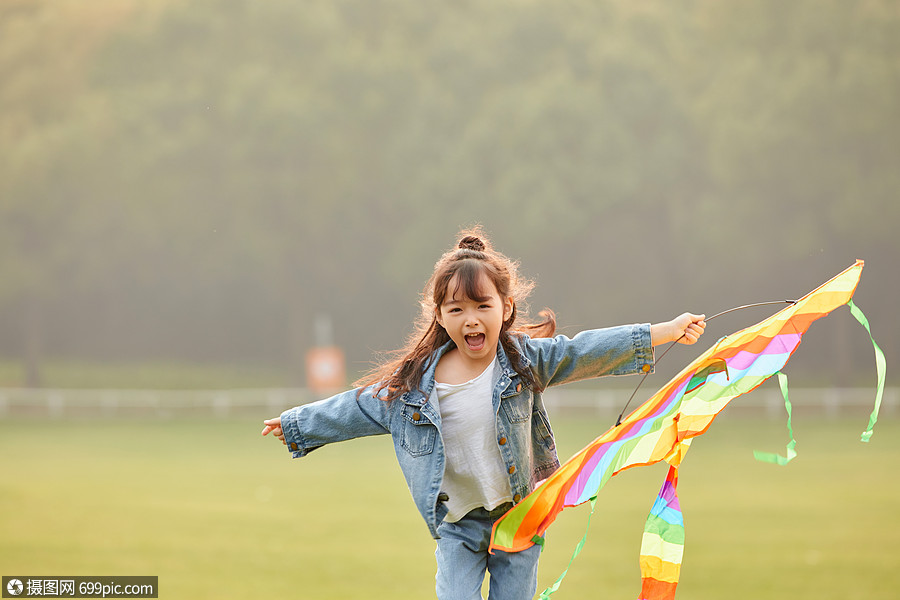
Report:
305,346,346,395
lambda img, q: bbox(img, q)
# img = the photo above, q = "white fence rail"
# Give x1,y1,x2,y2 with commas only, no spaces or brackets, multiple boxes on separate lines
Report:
0,386,895,420
0,388,312,419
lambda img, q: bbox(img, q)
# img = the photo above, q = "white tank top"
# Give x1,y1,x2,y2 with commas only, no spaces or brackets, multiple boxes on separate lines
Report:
435,357,513,522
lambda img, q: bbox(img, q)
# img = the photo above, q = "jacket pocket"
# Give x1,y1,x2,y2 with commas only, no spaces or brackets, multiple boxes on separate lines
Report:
398,405,436,457
531,408,556,451
501,384,532,423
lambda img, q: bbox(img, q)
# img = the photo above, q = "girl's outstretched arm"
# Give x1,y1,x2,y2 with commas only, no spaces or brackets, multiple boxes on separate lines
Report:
261,417,286,445
263,387,392,457
650,313,706,346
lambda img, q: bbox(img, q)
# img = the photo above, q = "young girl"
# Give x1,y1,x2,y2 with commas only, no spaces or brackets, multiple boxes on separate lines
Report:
262,229,705,600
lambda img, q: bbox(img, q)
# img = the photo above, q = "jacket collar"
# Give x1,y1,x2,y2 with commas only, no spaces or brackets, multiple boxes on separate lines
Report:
402,338,521,406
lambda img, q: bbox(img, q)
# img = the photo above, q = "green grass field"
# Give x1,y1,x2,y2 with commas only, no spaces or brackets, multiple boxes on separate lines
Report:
1,414,897,599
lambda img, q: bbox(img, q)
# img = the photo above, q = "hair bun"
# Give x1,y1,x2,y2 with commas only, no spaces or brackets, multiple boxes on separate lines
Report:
458,235,486,252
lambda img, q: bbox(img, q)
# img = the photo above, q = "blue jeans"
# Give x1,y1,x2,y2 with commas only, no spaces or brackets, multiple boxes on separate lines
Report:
435,504,542,600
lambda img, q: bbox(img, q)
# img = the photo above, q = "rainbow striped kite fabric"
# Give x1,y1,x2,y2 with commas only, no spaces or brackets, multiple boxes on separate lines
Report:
639,465,683,599
489,260,885,598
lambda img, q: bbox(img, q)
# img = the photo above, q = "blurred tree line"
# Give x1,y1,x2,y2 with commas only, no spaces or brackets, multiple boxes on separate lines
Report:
1,0,897,388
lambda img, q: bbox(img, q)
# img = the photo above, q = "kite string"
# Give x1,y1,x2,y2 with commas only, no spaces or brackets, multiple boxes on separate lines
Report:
614,300,797,427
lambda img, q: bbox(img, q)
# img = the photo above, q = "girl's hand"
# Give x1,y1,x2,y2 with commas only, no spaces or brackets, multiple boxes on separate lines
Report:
651,313,706,346
262,417,286,445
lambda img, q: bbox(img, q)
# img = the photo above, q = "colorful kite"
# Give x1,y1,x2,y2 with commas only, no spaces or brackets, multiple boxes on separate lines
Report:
489,260,885,599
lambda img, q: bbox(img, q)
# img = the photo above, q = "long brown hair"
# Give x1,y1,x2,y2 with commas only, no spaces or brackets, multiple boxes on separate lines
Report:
357,227,556,400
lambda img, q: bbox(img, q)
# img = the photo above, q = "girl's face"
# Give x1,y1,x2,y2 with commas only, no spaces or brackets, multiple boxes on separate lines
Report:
436,271,513,368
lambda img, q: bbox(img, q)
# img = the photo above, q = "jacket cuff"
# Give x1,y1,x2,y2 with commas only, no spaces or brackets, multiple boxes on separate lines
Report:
633,323,655,374
280,407,312,458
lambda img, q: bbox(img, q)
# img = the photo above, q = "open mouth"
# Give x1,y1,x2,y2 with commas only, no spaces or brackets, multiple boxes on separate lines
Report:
464,333,486,351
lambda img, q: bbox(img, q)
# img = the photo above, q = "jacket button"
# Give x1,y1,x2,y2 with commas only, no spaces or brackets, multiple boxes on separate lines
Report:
642,364,652,373
516,383,522,393
513,494,522,503
412,412,421,421
508,465,516,474
290,442,298,451
498,437,507,445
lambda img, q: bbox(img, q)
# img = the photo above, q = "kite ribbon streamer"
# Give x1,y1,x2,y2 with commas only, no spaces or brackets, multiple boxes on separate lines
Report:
536,497,597,600
490,260,883,598
848,299,886,442
753,372,797,465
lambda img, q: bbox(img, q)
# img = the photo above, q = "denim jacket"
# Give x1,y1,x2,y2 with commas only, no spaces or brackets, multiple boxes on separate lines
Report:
280,324,654,539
